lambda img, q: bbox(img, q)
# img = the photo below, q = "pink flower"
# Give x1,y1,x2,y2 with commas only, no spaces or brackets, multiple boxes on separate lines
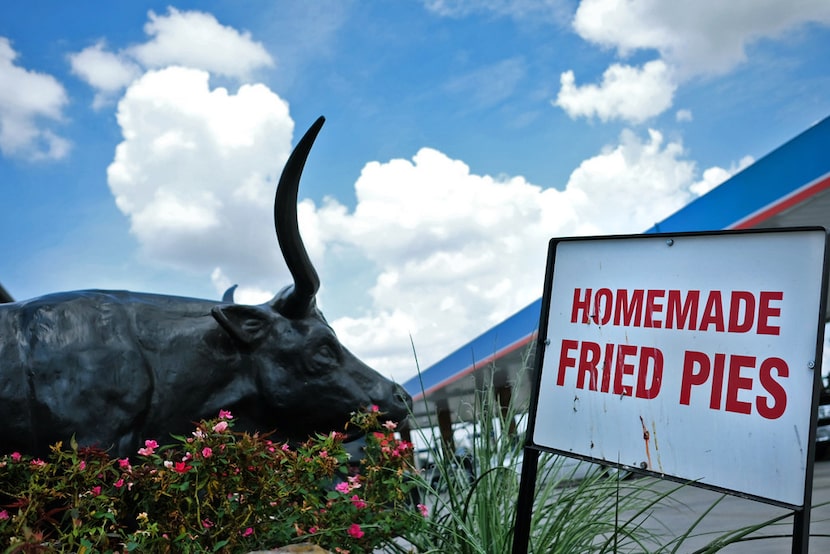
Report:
138,439,158,456
30,458,46,468
281,443,290,452
91,486,102,496
347,475,362,489
347,523,364,539
335,481,351,494
78,460,86,470
370,404,379,413
417,503,429,517
202,447,213,458
319,450,328,458
382,420,397,430
0,510,9,520
118,458,131,470
241,527,254,537
350,495,367,509
10,452,21,462
114,478,125,488
309,526,319,534
218,409,233,420
173,461,193,473
202,518,214,529
212,420,229,433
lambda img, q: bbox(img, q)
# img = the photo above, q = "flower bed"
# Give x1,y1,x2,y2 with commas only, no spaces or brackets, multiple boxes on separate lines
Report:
0,408,425,553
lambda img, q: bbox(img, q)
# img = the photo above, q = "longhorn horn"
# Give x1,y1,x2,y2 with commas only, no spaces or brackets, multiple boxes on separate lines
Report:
273,116,324,318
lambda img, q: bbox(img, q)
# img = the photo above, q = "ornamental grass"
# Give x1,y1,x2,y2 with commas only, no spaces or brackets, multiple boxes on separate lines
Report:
403,357,793,553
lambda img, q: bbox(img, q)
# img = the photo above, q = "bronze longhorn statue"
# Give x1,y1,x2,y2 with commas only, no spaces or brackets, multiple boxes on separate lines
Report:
0,117,411,457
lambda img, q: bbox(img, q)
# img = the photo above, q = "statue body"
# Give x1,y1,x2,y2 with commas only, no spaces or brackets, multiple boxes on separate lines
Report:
0,117,411,457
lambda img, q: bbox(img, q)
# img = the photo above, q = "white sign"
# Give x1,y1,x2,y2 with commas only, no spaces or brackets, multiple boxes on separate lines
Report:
532,229,827,507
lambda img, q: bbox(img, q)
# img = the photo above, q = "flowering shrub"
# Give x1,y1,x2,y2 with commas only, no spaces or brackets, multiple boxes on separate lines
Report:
0,408,424,553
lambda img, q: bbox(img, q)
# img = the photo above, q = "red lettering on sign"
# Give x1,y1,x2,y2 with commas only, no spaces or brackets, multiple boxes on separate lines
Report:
613,344,638,396
758,291,783,335
571,289,592,324
709,353,726,410
601,342,614,393
679,350,789,418
576,341,601,390
699,291,725,332
727,291,755,333
636,347,663,399
557,339,578,386
666,290,700,330
614,289,644,327
570,288,784,335
680,350,710,405
645,289,665,328
556,340,663,400
757,357,788,419
725,355,754,415
594,288,613,325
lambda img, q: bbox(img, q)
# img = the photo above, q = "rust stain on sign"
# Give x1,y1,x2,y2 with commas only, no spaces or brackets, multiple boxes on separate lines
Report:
651,420,663,473
639,415,652,470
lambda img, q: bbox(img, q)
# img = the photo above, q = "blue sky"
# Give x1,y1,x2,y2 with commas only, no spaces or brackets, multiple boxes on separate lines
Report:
1,1,829,383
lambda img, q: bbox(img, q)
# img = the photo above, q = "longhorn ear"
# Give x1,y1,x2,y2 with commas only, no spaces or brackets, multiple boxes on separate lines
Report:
211,305,273,345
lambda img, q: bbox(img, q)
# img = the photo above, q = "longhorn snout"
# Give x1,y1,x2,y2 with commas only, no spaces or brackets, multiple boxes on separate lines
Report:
393,382,413,413
369,381,412,424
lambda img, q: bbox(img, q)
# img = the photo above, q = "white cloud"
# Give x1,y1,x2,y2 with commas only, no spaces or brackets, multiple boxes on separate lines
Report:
107,66,294,290
68,41,141,109
572,0,830,77
210,267,273,305
129,8,274,79
555,0,830,123
555,60,675,123
690,155,754,196
296,129,722,381
0,37,70,160
423,0,569,23
561,128,700,233
70,8,275,109
676,109,693,122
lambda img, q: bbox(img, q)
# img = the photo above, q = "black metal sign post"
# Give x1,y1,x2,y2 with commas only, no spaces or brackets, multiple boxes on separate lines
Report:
792,284,827,554
512,228,828,554
512,446,540,553
511,240,557,554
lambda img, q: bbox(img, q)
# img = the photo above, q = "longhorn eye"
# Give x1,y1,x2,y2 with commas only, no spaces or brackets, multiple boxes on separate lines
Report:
310,340,341,372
